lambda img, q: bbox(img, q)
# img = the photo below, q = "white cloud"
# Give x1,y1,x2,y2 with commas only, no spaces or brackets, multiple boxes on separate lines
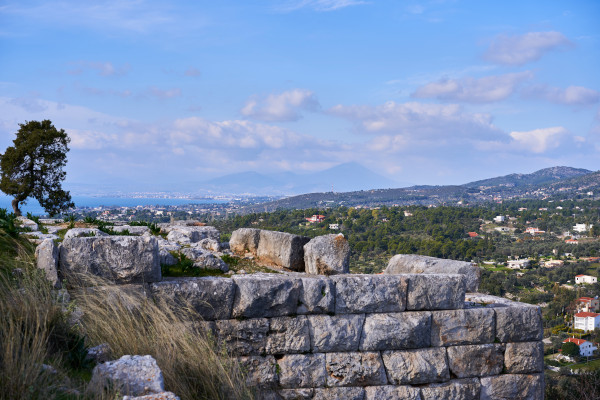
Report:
241,89,320,122
509,127,568,153
277,0,367,12
147,86,181,99
412,71,532,103
484,31,573,66
68,61,130,76
523,85,600,105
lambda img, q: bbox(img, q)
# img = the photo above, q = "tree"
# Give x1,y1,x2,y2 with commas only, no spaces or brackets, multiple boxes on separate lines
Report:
0,120,74,216
561,341,580,357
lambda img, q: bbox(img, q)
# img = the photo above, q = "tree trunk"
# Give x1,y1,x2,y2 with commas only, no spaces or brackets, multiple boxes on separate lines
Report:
11,198,21,216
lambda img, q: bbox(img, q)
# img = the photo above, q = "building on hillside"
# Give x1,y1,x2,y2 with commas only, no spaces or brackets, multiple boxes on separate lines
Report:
581,257,600,263
565,239,579,244
328,223,339,230
563,338,597,357
575,275,598,285
493,215,506,223
574,223,592,233
403,211,413,217
577,297,600,313
495,227,511,233
306,215,325,223
543,260,564,268
467,232,478,238
507,259,530,269
525,227,545,235
574,312,600,332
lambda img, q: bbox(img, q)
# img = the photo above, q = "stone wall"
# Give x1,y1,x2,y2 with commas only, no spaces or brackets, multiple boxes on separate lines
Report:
149,274,544,400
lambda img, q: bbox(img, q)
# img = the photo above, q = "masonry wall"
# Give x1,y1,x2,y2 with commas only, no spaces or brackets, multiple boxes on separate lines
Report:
148,273,545,400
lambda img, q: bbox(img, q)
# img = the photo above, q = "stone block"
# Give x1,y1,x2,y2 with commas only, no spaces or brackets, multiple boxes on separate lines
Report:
59,236,161,284
88,355,164,397
504,342,544,374
406,274,465,310
63,228,108,239
332,274,407,314
122,392,179,400
386,254,480,292
312,387,365,400
112,225,150,235
325,352,387,387
214,318,269,356
35,238,60,288
359,312,431,351
266,316,310,354
257,230,311,271
480,373,544,400
166,226,219,245
278,354,326,389
229,228,261,255
364,385,421,400
382,348,449,385
238,355,278,388
304,234,350,275
277,389,314,399
297,277,335,314
149,277,235,320
431,308,495,346
232,274,301,318
447,344,505,378
420,378,480,400
495,305,543,342
308,314,365,352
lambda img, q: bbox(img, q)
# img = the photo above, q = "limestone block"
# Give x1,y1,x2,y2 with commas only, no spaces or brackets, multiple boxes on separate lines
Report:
35,238,60,288
303,234,350,275
382,348,449,385
406,274,465,310
197,237,221,252
364,385,421,400
166,226,219,245
504,342,544,374
122,392,179,400
359,312,431,351
112,225,150,235
257,230,311,271
266,316,311,354
277,389,314,399
192,252,228,272
232,274,301,318
431,308,495,346
297,277,335,314
238,355,278,388
312,387,365,400
16,216,38,231
278,354,326,389
420,378,480,400
63,227,109,239
214,318,269,356
149,277,235,320
229,228,261,255
308,314,365,352
332,274,407,314
495,305,543,342
89,355,164,396
59,236,161,284
479,373,544,400
386,254,480,292
447,344,505,378
159,249,178,266
325,352,387,387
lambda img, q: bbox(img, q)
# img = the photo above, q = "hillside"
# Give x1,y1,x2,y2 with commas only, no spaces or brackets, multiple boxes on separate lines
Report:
464,166,592,188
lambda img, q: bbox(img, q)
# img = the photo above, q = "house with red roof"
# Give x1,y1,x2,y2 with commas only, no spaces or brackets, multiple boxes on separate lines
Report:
467,232,478,238
305,215,325,223
574,312,600,332
575,275,598,285
577,297,600,313
563,338,597,357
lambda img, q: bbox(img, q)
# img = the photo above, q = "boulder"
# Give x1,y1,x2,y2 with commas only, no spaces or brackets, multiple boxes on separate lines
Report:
385,254,480,292
112,225,151,235
303,234,350,275
88,355,164,397
257,230,310,271
229,228,261,255
64,228,109,239
166,226,219,245
197,238,221,252
180,247,228,272
59,236,161,284
157,237,181,252
16,216,38,231
35,238,60,288
159,249,178,266
86,343,112,364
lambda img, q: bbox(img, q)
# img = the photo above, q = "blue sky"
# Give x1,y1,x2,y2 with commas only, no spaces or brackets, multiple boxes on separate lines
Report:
1,0,599,193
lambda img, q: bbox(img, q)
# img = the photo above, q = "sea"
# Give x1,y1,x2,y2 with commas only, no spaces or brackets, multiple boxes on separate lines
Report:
0,194,224,216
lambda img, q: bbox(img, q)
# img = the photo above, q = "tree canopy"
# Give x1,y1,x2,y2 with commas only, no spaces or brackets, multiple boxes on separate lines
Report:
561,341,580,357
0,120,74,216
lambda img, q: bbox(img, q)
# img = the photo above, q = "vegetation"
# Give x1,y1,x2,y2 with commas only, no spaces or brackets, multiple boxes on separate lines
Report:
562,341,580,357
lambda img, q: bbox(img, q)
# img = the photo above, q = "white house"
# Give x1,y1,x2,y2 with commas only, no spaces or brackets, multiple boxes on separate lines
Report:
507,259,530,269
575,275,598,285
525,227,545,235
493,215,506,223
574,312,600,332
577,297,600,313
563,338,597,357
328,224,339,230
543,260,564,268
573,223,592,233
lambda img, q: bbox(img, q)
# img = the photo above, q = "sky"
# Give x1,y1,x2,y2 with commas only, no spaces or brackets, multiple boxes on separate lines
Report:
1,0,599,194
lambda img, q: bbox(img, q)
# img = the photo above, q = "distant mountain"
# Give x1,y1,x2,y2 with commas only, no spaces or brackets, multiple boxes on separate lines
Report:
464,166,592,188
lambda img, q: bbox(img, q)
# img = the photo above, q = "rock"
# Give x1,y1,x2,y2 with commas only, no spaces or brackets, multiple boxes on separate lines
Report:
297,277,335,314
446,344,505,378
35,238,60,288
197,238,221,252
159,249,178,266
325,352,387,387
255,230,310,271
332,275,407,314
157,238,181,252
420,378,480,400
266,316,311,354
359,312,431,351
303,234,350,275
112,225,151,235
276,389,314,399
237,355,278,388
229,228,261,255
479,374,544,400
386,254,480,292
86,343,112,364
166,226,220,245
64,228,109,239
495,305,543,342
26,231,60,241
16,216,38,231
278,354,326,389
364,385,421,400
88,355,164,397
312,387,365,400
382,348,449,385
214,318,269,356
150,277,235,320
232,274,301,318
504,342,544,373
122,393,180,400
308,314,365,352
59,236,161,284
406,274,465,310
192,253,228,272
431,308,495,346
